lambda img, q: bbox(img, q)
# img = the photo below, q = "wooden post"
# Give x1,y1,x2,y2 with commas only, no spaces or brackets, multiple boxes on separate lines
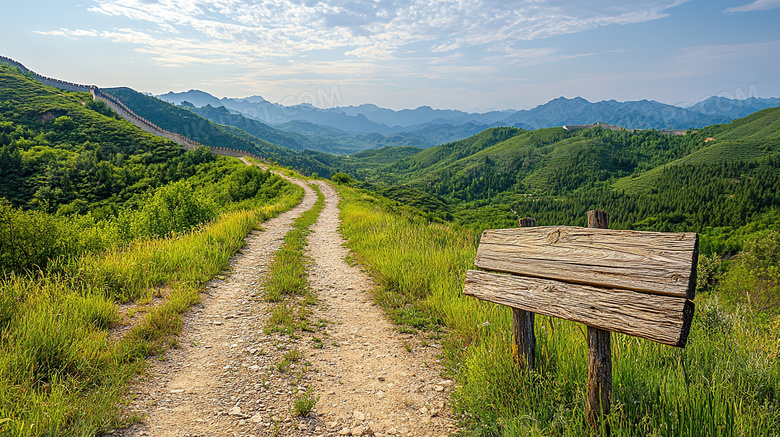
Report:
586,210,612,434
518,217,536,228
513,218,536,371
465,211,698,433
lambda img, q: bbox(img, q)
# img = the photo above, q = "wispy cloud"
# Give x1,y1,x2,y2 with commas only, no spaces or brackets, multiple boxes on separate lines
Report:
675,40,780,66
35,28,99,38
37,0,689,67
724,0,780,13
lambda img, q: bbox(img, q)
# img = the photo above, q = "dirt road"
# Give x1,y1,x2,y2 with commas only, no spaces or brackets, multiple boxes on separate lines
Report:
114,172,454,437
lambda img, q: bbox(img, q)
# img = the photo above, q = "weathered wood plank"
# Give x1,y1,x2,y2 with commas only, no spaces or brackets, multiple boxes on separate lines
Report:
463,270,694,347
475,226,699,299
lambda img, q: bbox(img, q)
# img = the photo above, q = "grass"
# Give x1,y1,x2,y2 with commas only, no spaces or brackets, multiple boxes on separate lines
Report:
262,183,325,338
293,387,319,417
0,180,304,437
335,184,780,436
257,181,330,420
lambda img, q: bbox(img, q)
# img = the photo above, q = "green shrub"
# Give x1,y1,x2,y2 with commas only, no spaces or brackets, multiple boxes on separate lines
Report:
331,172,353,185
720,230,780,314
132,181,217,238
696,252,724,295
0,199,77,274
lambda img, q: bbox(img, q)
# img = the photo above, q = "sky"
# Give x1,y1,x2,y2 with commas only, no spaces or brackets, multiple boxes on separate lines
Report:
2,0,780,111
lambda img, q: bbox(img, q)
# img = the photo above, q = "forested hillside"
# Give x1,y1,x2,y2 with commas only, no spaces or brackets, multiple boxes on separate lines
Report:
344,109,780,253
178,102,312,152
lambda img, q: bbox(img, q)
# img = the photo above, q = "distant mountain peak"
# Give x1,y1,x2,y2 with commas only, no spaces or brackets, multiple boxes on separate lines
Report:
239,95,269,104
158,89,223,107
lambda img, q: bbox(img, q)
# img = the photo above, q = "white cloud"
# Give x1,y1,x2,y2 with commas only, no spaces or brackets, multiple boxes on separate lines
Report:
35,28,99,38
724,0,780,13
40,0,690,66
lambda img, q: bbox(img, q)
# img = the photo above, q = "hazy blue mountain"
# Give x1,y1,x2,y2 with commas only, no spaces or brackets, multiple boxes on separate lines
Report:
158,89,226,107
275,120,427,152
338,104,512,128
159,90,780,152
687,96,780,120
399,122,500,145
498,97,728,130
159,90,394,134
181,103,418,154
180,103,311,152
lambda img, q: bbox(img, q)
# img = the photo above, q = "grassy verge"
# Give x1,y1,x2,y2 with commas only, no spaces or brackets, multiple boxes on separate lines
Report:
262,183,325,337
335,185,780,437
0,184,303,436
259,182,325,419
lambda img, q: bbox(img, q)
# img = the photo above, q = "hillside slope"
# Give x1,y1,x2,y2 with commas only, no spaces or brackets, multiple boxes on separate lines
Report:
102,87,341,177
376,127,526,181
0,65,192,211
103,88,283,156
180,103,311,152
613,107,780,193
352,110,780,239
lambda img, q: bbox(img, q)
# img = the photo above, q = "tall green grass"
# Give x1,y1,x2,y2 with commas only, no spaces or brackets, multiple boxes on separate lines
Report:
336,185,780,436
0,182,303,436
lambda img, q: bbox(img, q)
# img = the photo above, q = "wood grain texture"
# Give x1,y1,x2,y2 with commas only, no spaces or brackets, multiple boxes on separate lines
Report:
586,210,612,435
463,270,694,347
512,217,537,372
586,326,612,433
512,308,535,371
518,217,537,227
475,226,699,299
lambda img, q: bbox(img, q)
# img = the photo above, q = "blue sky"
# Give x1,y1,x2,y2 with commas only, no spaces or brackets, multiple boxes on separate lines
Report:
2,0,779,111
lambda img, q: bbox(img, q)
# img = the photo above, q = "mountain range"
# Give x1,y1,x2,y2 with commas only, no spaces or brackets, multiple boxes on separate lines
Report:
157,90,780,153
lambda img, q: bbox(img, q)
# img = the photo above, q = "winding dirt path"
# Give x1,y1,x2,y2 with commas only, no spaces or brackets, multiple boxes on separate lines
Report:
112,171,454,437
300,181,455,436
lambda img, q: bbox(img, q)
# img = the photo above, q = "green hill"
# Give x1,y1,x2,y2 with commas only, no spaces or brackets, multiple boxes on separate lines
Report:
345,110,780,250
102,88,283,155
179,103,313,152
102,87,340,177
349,145,422,164
614,107,780,193
369,124,703,199
379,127,525,179
0,65,196,212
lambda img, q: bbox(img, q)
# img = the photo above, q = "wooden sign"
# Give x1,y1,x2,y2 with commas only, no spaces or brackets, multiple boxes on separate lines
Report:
465,225,698,346
474,227,698,299
462,211,699,432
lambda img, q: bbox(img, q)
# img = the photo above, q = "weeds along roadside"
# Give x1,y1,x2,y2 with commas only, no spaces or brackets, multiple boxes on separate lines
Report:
334,184,780,437
0,173,304,436
260,182,326,417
